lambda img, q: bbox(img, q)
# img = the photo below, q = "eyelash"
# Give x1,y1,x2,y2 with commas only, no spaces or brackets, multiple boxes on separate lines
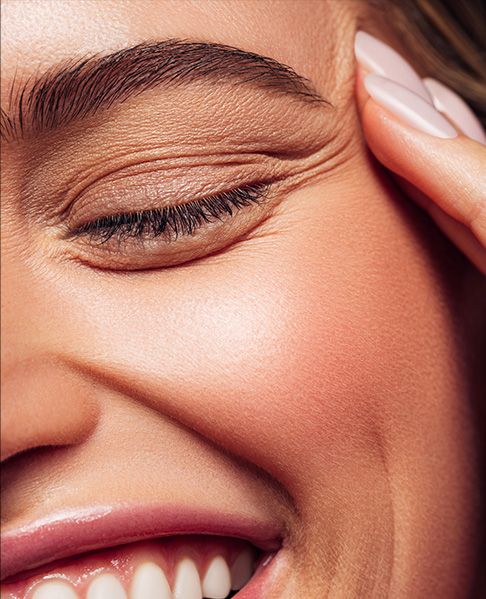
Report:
66,182,271,245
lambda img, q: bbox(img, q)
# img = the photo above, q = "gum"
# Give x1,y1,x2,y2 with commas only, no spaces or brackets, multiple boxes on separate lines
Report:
1,535,257,599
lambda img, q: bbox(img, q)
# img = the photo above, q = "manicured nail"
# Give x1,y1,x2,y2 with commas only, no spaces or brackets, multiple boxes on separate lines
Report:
423,78,486,145
364,74,458,139
355,31,432,104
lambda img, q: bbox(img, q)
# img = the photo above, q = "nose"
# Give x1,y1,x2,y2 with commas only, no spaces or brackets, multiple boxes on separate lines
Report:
1,255,98,463
1,358,99,462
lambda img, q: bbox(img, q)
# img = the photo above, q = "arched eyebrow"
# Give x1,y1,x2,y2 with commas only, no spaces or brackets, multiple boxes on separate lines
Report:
1,39,330,142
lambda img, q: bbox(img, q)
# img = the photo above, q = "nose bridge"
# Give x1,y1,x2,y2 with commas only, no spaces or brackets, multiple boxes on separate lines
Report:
1,254,99,463
1,245,55,383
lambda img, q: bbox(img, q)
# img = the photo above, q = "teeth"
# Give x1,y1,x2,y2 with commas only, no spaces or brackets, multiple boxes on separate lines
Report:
172,558,202,599
201,556,231,599
26,547,255,599
32,580,79,599
131,562,172,599
86,573,127,599
230,548,254,590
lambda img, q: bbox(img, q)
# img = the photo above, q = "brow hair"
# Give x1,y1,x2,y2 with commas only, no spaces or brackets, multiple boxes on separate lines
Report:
1,40,329,142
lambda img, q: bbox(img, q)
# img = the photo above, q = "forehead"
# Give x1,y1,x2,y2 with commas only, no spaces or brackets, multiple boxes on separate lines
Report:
1,0,355,105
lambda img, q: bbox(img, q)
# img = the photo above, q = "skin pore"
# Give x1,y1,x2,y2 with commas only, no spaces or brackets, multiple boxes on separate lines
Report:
1,1,484,598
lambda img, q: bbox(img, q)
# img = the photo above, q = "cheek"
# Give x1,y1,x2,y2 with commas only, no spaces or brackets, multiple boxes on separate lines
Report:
28,171,466,497
16,165,476,588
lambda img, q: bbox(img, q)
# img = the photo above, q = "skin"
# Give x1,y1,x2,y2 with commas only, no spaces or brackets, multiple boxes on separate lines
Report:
2,1,485,597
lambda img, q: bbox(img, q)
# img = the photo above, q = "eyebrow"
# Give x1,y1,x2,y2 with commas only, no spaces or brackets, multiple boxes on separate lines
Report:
1,39,330,142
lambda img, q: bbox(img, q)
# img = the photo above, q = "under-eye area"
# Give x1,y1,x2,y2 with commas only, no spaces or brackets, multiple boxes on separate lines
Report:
1,535,266,599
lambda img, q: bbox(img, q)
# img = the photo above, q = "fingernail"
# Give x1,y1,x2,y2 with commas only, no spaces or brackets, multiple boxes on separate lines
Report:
364,74,458,139
355,31,433,104
423,78,486,145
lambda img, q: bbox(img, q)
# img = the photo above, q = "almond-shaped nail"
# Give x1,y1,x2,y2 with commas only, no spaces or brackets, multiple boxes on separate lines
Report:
423,78,486,145
355,31,433,104
364,74,458,139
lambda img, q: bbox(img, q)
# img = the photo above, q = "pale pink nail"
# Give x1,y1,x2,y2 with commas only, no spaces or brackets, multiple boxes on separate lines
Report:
364,74,458,139
355,31,433,104
423,78,486,145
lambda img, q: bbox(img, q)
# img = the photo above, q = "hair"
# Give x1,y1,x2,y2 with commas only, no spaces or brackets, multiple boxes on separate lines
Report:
377,0,486,126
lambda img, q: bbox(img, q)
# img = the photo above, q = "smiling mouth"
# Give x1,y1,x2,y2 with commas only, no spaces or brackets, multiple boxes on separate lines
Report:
0,503,283,599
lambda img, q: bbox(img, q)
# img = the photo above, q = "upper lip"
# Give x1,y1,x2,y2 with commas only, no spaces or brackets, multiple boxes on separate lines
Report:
0,502,283,582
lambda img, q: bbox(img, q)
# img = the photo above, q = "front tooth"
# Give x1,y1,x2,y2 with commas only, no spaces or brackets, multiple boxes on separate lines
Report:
230,548,254,590
201,555,231,599
86,573,127,599
131,562,172,599
32,580,79,599
172,558,202,599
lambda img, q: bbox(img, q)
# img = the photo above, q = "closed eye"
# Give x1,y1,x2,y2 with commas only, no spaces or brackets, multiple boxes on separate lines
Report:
65,182,271,247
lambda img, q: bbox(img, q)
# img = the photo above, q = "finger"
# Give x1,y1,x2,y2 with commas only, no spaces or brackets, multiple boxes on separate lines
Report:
361,76,486,273
422,77,486,146
354,31,486,274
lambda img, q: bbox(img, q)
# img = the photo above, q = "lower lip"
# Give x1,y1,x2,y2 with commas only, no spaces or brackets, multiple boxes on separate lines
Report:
237,550,288,599
1,503,283,582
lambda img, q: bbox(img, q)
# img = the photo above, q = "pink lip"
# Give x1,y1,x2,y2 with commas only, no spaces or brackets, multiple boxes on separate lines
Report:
0,502,283,582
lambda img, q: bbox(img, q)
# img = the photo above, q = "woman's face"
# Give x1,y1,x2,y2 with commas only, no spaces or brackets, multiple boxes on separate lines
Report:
1,1,482,598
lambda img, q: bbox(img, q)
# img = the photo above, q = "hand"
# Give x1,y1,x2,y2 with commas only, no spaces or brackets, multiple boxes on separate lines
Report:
354,32,486,275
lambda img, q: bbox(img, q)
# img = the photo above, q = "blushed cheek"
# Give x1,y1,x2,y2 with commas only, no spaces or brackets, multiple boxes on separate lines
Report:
24,170,466,496
11,164,476,590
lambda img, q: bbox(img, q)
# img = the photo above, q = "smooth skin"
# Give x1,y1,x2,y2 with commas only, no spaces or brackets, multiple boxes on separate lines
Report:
1,1,485,598
356,67,486,274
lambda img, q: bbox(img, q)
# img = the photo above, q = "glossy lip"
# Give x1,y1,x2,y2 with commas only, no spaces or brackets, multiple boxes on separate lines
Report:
0,502,283,582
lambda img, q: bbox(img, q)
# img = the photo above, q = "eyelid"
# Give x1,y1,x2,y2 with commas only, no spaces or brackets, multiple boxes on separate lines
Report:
59,178,281,272
54,155,288,271
65,182,271,245
59,156,280,225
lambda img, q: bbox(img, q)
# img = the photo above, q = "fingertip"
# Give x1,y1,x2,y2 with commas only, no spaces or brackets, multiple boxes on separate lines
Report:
422,78,486,146
363,74,458,139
